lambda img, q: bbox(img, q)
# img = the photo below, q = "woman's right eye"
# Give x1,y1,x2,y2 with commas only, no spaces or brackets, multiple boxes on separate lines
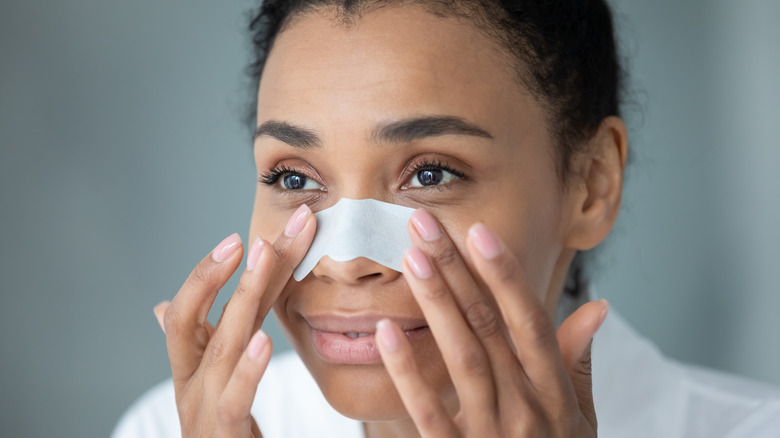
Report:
259,166,324,191
280,173,323,191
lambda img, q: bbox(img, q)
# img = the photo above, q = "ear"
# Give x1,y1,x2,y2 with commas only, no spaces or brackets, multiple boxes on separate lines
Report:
564,116,628,250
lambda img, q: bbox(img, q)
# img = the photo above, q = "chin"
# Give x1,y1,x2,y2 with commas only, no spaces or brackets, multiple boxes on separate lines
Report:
295,342,454,421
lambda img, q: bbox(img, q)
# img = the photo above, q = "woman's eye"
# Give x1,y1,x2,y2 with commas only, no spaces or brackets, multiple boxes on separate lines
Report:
410,168,459,188
281,173,322,191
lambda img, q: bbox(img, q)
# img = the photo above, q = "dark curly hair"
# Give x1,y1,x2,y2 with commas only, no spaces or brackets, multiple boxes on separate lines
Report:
244,0,625,298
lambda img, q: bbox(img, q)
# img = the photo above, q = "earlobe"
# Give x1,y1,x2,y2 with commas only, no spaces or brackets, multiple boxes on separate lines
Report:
564,116,628,250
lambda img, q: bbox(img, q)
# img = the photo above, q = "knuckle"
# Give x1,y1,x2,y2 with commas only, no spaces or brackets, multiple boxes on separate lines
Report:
520,309,556,347
464,300,501,339
431,244,461,269
205,333,232,368
420,282,448,301
215,396,242,425
188,262,214,288
232,280,251,300
163,307,183,338
509,404,547,436
454,345,489,377
490,252,520,285
272,242,287,263
414,402,442,431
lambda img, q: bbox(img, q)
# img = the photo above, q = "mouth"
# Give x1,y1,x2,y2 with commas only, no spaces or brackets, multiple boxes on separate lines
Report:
304,314,430,365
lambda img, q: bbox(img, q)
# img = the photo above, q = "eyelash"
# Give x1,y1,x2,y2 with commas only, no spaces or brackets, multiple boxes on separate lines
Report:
258,159,466,189
404,159,465,185
259,165,297,186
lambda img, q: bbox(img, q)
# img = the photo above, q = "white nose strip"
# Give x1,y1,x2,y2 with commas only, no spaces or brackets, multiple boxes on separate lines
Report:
293,198,415,281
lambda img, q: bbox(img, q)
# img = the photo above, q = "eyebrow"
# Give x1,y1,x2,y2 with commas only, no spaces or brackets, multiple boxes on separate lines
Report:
254,116,493,148
254,120,321,149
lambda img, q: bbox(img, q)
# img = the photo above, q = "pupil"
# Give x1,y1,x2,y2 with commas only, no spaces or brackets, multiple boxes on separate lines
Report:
284,174,305,190
418,169,443,186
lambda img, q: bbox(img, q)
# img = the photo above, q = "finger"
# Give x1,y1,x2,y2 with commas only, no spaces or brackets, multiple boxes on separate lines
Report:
204,237,274,373
216,329,271,438
376,319,460,438
155,301,215,336
401,248,496,415
154,301,169,333
556,299,608,370
409,209,518,378
164,233,244,387
207,204,316,372
466,223,567,389
557,300,608,431
256,203,317,323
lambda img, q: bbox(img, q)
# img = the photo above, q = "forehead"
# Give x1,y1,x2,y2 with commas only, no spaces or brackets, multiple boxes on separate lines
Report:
256,5,531,134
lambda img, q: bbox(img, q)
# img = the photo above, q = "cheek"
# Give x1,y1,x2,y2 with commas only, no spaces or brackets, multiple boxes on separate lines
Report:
250,190,289,242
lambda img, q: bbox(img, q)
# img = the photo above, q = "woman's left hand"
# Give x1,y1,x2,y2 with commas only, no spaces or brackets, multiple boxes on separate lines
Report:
375,209,609,437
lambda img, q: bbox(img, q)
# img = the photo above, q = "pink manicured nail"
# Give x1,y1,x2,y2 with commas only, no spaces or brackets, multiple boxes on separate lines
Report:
377,319,399,352
411,209,442,241
285,204,311,237
246,237,264,272
404,247,433,279
468,223,502,259
247,329,269,360
212,233,242,263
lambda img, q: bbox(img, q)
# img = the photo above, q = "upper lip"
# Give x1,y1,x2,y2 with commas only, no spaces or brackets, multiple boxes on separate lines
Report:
303,314,428,333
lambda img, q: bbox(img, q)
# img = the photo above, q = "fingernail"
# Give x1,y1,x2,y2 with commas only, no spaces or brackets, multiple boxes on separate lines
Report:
468,223,502,259
377,319,399,352
246,237,264,272
404,247,433,279
212,233,242,263
285,204,311,237
247,329,269,360
596,298,610,331
411,209,442,241
153,301,168,334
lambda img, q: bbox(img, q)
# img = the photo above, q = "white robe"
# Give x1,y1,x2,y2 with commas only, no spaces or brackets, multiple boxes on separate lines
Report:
111,308,780,437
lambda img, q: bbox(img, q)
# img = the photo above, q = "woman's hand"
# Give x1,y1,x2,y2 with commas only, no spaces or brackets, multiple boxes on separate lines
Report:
152,205,316,438
376,209,608,437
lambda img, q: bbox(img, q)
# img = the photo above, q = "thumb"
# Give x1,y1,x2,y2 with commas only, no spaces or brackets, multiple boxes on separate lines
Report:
556,299,609,429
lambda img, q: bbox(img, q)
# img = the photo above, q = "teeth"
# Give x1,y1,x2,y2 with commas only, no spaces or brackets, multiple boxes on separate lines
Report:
344,333,370,339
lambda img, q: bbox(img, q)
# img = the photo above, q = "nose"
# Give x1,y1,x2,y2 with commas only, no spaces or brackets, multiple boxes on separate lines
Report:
311,256,402,285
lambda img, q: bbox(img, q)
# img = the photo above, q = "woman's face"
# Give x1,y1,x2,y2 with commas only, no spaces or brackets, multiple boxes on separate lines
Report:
249,5,585,421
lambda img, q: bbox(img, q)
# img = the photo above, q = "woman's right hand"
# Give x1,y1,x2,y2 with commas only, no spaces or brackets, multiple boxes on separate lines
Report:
152,204,316,438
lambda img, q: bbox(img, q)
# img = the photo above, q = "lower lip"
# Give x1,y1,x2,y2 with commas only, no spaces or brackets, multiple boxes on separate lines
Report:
311,326,429,365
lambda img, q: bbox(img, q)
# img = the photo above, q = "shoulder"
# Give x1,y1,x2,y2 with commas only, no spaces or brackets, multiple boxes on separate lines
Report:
110,378,179,438
110,351,364,438
593,309,780,438
678,364,780,437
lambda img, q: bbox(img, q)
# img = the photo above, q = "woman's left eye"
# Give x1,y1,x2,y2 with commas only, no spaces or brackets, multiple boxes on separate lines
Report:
280,173,322,191
409,167,460,188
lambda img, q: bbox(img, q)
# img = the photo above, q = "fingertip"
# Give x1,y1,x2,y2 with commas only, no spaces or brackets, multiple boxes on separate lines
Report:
153,301,170,333
212,233,243,263
597,298,610,330
376,319,400,352
467,222,502,259
247,329,271,360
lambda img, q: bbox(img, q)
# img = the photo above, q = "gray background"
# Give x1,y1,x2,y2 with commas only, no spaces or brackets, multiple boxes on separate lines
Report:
1,0,778,436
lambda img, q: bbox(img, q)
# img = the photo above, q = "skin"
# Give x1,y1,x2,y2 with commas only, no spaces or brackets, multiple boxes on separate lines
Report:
155,4,628,438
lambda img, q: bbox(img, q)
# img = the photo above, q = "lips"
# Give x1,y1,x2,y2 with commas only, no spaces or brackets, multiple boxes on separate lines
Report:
304,314,429,364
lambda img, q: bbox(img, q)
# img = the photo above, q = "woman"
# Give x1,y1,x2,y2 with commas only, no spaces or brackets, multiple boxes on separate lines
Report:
113,1,780,437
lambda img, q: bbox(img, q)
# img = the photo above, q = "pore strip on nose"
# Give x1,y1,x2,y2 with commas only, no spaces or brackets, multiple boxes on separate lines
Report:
293,198,415,281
